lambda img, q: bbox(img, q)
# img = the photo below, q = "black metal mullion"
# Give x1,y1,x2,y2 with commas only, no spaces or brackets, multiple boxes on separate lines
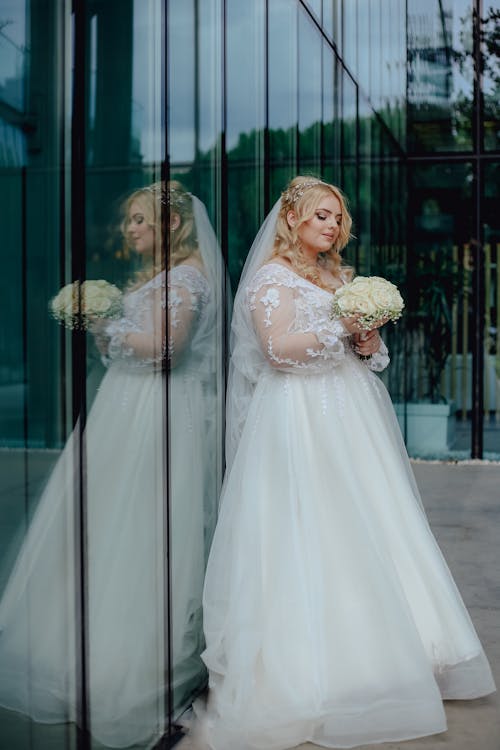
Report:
296,1,300,170
71,0,90,746
263,0,270,215
162,1,173,743
471,0,484,458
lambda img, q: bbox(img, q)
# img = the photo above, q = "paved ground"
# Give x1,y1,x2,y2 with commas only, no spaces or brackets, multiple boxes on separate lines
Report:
180,462,500,750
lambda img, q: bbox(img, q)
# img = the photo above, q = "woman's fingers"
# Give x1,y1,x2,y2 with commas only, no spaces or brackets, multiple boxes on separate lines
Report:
355,330,381,356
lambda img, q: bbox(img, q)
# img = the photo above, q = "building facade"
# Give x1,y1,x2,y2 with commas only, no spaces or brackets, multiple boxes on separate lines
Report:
0,0,498,748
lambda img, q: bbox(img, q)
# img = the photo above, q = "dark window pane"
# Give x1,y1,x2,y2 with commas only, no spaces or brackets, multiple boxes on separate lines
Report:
407,163,474,457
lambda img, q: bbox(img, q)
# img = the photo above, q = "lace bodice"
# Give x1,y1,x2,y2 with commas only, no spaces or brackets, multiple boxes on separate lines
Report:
101,265,211,371
247,263,389,374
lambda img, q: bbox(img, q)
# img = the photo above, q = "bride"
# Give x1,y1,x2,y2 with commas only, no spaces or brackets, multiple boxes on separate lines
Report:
0,182,223,748
197,176,496,749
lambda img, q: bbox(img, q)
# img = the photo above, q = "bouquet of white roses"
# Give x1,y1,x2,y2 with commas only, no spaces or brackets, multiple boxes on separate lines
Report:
50,279,123,330
331,276,404,330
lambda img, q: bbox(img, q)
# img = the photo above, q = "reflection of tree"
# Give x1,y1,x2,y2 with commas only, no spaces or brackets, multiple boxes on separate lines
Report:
453,5,500,148
171,109,404,288
405,248,465,403
407,4,500,150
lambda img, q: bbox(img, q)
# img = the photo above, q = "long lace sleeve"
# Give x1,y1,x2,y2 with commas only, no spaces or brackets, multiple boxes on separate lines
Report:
101,266,209,369
102,280,165,367
248,267,349,372
168,266,210,368
364,338,390,372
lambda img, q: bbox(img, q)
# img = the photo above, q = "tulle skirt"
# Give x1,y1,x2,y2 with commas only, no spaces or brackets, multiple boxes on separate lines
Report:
199,356,496,749
0,363,207,748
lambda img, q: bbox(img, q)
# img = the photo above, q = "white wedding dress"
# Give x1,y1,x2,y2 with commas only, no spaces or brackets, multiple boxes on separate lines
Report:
199,262,496,750
0,264,215,748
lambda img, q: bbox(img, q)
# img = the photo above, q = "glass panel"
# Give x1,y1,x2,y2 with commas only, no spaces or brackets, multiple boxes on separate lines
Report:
408,0,474,153
342,0,357,77
168,0,196,165
82,2,168,747
269,0,298,200
483,162,500,457
398,0,407,143
323,0,333,39
227,0,265,288
306,0,322,20
0,0,27,112
332,0,342,53
298,8,322,173
168,0,226,730
368,0,380,110
322,41,340,184
0,2,78,748
357,0,370,96
483,1,500,151
358,94,372,275
405,163,474,458
341,67,357,269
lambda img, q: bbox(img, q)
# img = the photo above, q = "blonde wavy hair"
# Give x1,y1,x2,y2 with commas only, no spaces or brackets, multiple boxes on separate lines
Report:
271,176,354,289
121,180,200,285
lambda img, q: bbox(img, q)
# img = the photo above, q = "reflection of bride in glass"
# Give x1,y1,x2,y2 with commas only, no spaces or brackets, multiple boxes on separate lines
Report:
0,182,223,748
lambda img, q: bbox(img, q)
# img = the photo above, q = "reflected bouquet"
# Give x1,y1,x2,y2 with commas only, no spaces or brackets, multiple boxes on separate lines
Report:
50,280,123,330
331,276,404,330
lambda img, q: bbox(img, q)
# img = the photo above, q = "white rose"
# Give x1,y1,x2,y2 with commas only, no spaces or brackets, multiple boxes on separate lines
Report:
349,277,371,295
81,281,122,316
52,282,79,316
335,287,377,316
335,289,359,313
86,294,112,313
370,287,393,308
351,295,377,315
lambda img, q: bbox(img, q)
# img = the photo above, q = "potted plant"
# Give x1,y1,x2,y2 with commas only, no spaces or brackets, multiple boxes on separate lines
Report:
394,245,466,455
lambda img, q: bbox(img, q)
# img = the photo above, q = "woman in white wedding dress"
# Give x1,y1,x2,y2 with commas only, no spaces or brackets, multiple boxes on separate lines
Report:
198,176,496,750
0,182,223,748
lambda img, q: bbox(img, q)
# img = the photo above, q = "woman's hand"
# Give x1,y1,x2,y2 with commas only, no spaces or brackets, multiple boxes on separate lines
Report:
352,329,382,357
342,315,390,333
340,315,363,334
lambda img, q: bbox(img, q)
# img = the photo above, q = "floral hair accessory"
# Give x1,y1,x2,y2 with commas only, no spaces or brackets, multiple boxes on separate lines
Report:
143,182,191,209
282,180,328,206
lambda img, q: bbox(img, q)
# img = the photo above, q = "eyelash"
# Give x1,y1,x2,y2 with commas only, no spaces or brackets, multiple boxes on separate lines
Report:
316,214,342,223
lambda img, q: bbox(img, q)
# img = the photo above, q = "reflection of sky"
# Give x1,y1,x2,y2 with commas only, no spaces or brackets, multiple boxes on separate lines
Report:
268,0,297,131
0,0,25,46
132,0,162,164
168,1,196,163
226,0,265,150
298,11,322,131
0,0,27,112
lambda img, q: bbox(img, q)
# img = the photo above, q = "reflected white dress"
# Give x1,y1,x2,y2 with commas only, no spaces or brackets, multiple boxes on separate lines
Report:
0,265,213,748
200,262,496,750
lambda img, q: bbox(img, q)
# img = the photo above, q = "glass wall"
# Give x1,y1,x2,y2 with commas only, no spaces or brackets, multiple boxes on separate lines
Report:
407,0,500,458
0,0,225,747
